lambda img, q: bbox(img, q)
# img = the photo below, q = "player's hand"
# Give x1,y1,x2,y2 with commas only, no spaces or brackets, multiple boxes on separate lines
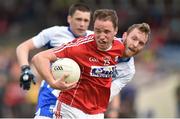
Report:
53,73,77,91
20,65,36,90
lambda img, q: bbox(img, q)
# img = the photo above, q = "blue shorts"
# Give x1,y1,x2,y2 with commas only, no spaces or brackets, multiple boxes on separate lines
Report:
35,80,60,118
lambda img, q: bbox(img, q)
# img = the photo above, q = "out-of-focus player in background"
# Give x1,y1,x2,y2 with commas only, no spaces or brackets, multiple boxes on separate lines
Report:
16,3,93,119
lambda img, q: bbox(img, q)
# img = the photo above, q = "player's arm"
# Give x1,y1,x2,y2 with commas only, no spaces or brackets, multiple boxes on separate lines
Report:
31,49,77,91
16,39,36,90
16,27,56,90
111,70,135,100
16,39,36,66
110,58,135,101
106,94,120,118
107,59,135,117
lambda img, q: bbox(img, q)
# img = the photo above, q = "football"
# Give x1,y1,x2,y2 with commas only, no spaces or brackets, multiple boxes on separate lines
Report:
51,58,81,83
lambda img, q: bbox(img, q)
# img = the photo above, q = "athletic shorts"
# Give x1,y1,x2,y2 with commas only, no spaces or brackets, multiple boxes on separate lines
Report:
53,101,104,119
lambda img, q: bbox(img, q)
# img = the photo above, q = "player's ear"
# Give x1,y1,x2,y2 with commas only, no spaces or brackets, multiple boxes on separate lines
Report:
114,27,118,36
67,15,71,24
122,32,127,40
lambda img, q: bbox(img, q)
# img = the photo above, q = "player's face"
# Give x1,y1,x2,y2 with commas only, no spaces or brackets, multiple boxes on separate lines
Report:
94,19,117,51
123,28,148,57
68,10,91,36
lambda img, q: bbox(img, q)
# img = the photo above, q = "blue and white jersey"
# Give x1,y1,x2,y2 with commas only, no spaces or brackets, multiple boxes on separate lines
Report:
32,26,93,118
32,26,93,48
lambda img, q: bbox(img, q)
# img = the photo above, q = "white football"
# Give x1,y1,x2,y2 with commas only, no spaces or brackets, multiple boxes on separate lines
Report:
51,58,81,83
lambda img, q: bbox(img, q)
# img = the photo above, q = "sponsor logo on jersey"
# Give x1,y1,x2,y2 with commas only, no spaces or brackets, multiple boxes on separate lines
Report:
90,65,116,78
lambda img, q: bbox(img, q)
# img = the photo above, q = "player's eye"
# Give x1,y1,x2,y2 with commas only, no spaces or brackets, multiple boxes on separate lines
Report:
94,29,101,34
84,19,89,23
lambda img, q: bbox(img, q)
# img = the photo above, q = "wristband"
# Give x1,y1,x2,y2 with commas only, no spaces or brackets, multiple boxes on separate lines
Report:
21,65,30,72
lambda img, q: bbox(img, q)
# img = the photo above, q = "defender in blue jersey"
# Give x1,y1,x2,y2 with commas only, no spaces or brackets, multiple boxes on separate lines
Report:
16,3,93,119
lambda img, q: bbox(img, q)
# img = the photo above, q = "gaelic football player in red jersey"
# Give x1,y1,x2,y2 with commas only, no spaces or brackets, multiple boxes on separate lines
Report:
32,9,150,118
32,9,124,118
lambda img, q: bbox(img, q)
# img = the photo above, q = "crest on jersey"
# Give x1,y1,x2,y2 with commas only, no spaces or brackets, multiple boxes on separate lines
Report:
103,56,111,66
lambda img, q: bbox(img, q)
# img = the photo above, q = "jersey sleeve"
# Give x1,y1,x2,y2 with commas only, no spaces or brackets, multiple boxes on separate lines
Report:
110,57,135,99
52,38,78,58
53,45,70,58
32,26,59,48
52,35,90,59
86,30,94,35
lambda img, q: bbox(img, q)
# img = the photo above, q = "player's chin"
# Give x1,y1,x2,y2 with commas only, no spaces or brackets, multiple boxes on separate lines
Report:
124,51,135,57
77,30,85,35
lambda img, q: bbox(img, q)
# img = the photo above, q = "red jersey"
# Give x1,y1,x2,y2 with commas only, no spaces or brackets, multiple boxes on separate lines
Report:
53,34,125,114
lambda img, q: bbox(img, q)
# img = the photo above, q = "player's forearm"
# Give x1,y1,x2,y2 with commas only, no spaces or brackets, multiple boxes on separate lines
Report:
16,39,35,66
16,46,29,66
31,50,57,87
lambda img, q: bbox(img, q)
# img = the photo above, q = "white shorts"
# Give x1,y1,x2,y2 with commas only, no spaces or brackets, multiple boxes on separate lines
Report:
53,101,104,119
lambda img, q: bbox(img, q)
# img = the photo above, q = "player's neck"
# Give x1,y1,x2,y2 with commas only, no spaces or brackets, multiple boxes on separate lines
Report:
68,27,86,38
98,45,112,51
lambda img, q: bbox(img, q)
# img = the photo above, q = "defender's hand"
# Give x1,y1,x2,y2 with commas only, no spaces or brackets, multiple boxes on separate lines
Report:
20,65,36,90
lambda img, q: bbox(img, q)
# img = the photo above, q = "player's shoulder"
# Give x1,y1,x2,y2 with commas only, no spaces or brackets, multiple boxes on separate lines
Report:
113,37,124,51
114,37,123,43
86,30,94,35
116,57,135,73
41,26,66,33
84,34,95,42
66,34,94,48
74,34,94,43
117,57,134,63
43,26,68,31
40,26,71,38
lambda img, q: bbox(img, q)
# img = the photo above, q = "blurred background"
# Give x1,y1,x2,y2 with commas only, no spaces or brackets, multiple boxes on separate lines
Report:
0,0,180,118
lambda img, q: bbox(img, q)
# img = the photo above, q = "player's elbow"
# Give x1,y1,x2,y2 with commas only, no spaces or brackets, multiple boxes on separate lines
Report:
31,53,42,67
16,44,22,56
16,42,29,57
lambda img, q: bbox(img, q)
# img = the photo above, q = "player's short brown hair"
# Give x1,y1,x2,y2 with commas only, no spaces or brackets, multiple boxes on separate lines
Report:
127,23,151,39
93,9,118,29
68,3,91,16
